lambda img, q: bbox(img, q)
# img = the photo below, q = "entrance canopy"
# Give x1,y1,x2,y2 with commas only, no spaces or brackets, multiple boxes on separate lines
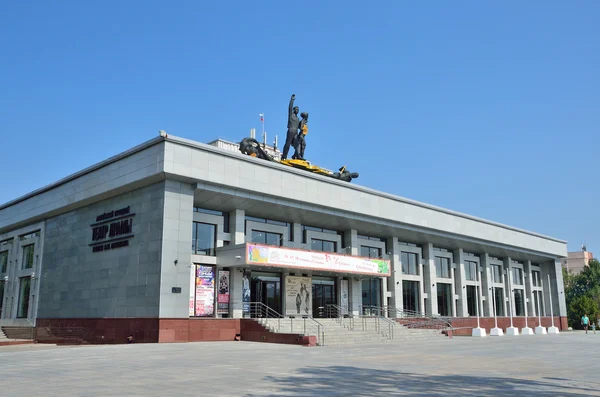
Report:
217,243,391,277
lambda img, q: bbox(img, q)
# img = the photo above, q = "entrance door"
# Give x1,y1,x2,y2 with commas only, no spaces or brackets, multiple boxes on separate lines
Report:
312,278,336,318
251,272,282,315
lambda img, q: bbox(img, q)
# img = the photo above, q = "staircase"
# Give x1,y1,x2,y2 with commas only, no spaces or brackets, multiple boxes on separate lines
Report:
0,327,35,346
250,304,448,347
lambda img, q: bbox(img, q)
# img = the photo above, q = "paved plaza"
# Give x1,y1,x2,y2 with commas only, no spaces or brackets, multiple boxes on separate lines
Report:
1,332,600,396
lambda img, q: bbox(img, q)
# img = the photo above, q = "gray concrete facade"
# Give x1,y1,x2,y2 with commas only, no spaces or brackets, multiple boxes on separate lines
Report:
0,132,569,326
37,182,165,320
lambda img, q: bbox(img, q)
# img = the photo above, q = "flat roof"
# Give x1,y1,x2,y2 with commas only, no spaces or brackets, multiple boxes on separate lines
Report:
0,132,567,244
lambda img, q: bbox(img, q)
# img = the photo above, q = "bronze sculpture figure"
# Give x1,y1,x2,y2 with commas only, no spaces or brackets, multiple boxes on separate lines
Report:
237,93,359,183
292,112,308,160
281,94,300,160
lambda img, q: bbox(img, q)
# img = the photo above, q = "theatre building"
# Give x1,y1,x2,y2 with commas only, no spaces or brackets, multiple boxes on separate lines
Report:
0,132,568,343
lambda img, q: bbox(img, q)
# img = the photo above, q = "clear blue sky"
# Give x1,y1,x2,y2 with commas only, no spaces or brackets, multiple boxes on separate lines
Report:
1,1,598,254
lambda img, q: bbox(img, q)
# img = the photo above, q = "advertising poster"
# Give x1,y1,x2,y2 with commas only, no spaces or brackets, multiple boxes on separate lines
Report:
340,279,349,315
242,270,251,316
217,270,230,315
285,276,312,317
195,265,215,317
189,264,196,317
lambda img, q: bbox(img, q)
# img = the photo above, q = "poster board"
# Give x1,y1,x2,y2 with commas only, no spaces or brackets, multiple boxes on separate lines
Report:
285,275,312,317
217,270,230,315
195,265,215,317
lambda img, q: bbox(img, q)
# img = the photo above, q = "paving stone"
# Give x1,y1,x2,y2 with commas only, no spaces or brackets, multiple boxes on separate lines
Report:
0,332,599,396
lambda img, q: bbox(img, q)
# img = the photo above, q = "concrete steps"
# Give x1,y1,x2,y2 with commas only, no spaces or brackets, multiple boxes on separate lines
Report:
256,317,447,346
0,328,34,347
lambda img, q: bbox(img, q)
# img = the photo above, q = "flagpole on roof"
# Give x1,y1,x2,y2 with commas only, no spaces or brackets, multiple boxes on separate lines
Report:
259,113,264,143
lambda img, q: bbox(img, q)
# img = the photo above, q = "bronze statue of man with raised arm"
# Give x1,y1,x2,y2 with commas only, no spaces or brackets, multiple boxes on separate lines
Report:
281,94,300,160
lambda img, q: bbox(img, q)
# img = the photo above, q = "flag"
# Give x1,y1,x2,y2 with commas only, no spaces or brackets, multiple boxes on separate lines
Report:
259,113,264,122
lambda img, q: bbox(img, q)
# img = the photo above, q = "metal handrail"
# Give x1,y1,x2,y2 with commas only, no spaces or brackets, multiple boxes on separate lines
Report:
248,302,325,346
359,305,427,319
324,304,357,330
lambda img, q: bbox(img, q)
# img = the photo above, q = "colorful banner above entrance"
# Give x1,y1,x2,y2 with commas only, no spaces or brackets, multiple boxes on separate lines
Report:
246,243,391,276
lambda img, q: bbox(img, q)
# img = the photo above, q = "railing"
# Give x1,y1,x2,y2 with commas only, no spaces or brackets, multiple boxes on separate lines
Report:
248,302,324,346
287,317,325,346
402,317,454,337
324,304,359,330
356,306,396,340
359,305,427,319
248,302,283,333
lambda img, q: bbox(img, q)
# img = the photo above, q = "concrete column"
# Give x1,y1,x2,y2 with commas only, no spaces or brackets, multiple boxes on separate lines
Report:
386,237,402,311
454,248,467,317
349,277,361,316
159,181,195,319
229,209,245,245
228,209,245,318
292,223,302,248
422,243,437,317
504,257,513,318
549,259,567,317
524,260,534,316
480,253,493,317
555,259,567,317
343,229,358,255
230,269,243,318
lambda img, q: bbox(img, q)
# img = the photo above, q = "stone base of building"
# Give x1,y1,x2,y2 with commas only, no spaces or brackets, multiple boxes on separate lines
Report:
35,318,316,346
448,316,567,336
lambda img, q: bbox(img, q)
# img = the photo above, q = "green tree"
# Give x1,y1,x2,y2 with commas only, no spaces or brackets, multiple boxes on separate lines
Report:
568,295,599,329
564,259,600,329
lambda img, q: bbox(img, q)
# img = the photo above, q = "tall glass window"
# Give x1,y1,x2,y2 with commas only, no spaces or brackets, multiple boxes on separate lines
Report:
192,222,216,256
493,287,504,316
435,257,450,278
514,289,525,316
22,245,34,269
401,252,419,275
17,276,31,318
402,280,420,313
512,268,524,285
311,239,336,253
361,278,381,308
436,283,452,316
533,290,544,316
464,260,477,281
532,270,541,287
360,246,381,259
0,250,7,273
492,265,502,283
0,280,5,318
251,230,282,246
466,285,478,316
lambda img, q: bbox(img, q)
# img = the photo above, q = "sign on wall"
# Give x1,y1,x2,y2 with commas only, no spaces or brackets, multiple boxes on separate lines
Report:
246,243,391,276
89,206,135,253
217,270,230,315
242,270,251,316
195,265,215,317
285,276,312,317
340,279,349,314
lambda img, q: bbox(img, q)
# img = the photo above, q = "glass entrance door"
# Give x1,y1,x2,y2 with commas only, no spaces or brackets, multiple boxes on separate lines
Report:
251,272,282,315
312,278,336,318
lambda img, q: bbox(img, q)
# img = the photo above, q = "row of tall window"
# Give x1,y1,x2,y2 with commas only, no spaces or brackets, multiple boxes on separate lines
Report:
0,245,35,272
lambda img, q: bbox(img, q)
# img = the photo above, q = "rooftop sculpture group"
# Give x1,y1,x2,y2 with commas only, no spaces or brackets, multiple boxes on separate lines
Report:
238,94,359,183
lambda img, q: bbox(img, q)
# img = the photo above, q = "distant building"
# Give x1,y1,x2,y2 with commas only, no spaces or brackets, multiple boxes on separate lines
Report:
561,248,594,274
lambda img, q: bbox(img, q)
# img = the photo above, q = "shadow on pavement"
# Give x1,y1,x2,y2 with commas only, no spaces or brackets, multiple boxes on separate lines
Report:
247,366,593,396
